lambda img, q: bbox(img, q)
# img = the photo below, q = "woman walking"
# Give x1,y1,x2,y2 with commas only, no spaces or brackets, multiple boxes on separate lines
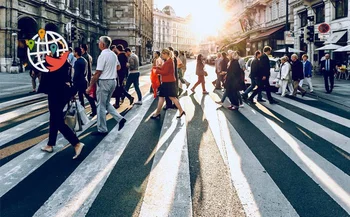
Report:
40,61,85,159
151,49,185,119
277,56,291,97
191,54,209,94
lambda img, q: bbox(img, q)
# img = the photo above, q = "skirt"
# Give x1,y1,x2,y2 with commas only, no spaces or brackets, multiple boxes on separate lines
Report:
159,81,177,97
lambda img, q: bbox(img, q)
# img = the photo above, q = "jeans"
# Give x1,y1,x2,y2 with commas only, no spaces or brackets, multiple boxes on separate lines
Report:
125,72,142,101
249,78,273,102
243,78,262,100
97,79,124,133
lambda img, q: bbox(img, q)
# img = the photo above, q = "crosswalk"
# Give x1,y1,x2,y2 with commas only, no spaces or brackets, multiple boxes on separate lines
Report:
0,82,349,217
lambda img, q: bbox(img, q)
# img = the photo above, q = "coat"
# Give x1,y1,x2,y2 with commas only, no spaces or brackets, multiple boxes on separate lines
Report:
250,58,260,78
259,53,270,78
224,59,242,91
291,59,304,81
320,59,336,72
278,62,291,80
303,60,312,77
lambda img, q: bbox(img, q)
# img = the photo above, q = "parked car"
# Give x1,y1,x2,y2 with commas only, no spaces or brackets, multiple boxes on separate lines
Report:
244,57,280,87
206,54,217,65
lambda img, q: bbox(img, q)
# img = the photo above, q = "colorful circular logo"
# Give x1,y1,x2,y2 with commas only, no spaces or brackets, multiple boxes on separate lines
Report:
27,29,69,73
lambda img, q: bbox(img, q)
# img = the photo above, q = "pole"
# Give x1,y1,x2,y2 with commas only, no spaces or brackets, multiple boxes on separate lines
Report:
12,33,17,66
285,0,289,56
138,0,142,65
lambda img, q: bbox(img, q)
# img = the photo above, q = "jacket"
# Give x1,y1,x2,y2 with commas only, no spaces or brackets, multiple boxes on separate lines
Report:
259,53,270,77
250,58,260,78
221,57,229,72
196,61,206,76
156,58,176,82
278,62,291,80
303,60,312,77
224,59,242,91
291,59,304,81
320,59,336,72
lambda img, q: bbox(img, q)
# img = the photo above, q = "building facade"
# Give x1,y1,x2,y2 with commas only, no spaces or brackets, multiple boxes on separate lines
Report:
153,6,196,53
0,0,108,72
107,0,153,63
222,0,350,67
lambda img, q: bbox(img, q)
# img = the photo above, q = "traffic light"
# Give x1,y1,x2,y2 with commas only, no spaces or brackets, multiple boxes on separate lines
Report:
306,26,314,42
71,26,78,41
300,27,305,43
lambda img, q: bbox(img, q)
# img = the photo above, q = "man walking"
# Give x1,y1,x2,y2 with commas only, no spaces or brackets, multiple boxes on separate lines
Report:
320,53,336,93
291,54,307,97
125,47,142,105
81,44,93,83
213,52,223,89
242,50,263,100
73,47,97,117
301,54,313,93
111,45,134,108
86,36,126,135
248,46,278,104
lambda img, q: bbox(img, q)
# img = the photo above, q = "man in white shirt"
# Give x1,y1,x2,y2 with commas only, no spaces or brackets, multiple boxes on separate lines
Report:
86,36,126,135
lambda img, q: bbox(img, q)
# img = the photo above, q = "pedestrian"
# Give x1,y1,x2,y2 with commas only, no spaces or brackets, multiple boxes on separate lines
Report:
217,51,242,110
150,51,163,94
125,47,142,105
111,45,134,108
67,47,76,68
40,60,84,159
73,47,97,117
213,52,223,89
247,46,278,104
29,58,41,93
190,54,209,94
236,50,246,107
164,46,178,110
320,53,336,93
179,50,190,88
81,44,93,83
242,50,263,100
277,56,292,97
301,54,314,93
291,54,307,97
150,48,185,119
86,36,127,135
174,50,190,94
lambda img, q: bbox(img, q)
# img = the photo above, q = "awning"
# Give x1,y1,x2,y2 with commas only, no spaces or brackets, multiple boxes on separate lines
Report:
250,25,285,41
221,37,247,50
324,31,347,44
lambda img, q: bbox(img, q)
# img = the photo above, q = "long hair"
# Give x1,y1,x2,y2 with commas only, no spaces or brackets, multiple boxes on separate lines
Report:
196,54,204,69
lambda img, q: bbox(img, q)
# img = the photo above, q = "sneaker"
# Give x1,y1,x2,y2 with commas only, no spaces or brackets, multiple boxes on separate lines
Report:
134,101,142,105
202,91,209,94
239,104,244,108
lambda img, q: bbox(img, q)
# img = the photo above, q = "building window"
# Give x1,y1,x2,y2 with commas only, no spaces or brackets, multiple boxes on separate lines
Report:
91,0,95,19
276,3,279,18
299,10,308,27
313,4,325,24
334,0,348,19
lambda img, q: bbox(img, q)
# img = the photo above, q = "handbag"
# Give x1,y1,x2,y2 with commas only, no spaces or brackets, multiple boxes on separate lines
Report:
64,99,83,132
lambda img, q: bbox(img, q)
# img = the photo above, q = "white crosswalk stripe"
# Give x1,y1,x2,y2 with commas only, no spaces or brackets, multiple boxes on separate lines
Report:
0,83,349,217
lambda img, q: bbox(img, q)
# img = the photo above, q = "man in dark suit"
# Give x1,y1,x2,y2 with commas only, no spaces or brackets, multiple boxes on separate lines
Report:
248,46,277,104
320,53,336,93
291,54,306,97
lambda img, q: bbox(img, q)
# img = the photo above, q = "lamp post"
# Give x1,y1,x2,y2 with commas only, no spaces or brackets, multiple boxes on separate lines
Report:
12,32,18,66
285,0,289,56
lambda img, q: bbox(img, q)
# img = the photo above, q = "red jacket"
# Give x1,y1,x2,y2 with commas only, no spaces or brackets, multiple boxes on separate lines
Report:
156,58,176,82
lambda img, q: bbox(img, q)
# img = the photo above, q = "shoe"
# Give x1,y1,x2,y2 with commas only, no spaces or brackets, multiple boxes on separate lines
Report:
215,101,223,105
186,82,191,89
179,88,183,96
269,100,279,104
91,131,108,136
325,91,331,94
239,104,244,108
276,92,282,95
113,104,120,109
129,97,134,105
190,88,195,93
118,118,126,131
202,91,209,94
41,145,53,153
248,98,256,104
89,113,96,118
302,91,306,97
134,101,142,105
241,94,248,100
257,99,266,102
177,111,186,118
310,90,313,93
227,105,238,110
73,143,84,160
150,113,161,119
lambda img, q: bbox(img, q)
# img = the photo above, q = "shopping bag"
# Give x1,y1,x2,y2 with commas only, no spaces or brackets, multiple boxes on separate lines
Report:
76,100,89,125
89,83,97,99
64,101,77,131
150,67,160,98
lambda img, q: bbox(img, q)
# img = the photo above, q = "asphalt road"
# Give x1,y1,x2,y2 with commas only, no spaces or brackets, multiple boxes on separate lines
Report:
0,60,349,217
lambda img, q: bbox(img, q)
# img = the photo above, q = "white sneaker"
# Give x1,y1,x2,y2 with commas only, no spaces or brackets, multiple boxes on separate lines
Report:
239,104,244,108
134,101,142,105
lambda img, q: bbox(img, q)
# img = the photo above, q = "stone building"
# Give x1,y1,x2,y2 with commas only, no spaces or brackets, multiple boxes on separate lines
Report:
107,0,153,64
153,6,196,53
0,0,108,72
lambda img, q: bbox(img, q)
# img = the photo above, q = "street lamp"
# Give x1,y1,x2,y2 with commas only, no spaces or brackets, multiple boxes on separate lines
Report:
12,32,18,66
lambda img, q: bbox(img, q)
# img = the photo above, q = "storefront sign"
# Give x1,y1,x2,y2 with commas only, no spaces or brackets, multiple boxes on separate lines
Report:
284,31,294,44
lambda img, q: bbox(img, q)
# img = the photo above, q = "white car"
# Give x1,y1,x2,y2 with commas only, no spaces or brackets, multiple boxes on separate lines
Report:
244,57,280,87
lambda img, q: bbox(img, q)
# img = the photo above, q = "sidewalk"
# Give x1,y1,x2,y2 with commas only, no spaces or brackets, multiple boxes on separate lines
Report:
305,74,350,109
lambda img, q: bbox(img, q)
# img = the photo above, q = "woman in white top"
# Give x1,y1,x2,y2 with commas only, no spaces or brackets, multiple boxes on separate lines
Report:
278,56,292,97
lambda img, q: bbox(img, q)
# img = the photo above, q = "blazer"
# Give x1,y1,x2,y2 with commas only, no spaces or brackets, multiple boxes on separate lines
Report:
250,58,260,78
259,53,270,78
320,59,336,72
278,62,291,80
156,58,176,82
291,59,304,81
303,60,312,77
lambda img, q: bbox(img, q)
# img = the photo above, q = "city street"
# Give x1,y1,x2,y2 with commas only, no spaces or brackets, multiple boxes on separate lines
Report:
0,59,349,217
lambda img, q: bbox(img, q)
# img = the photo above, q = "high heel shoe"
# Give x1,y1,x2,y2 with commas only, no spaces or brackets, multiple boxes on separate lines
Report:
177,111,186,119
150,113,161,119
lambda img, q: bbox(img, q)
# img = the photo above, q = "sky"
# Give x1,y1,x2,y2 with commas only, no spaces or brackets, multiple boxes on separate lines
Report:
154,0,229,39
